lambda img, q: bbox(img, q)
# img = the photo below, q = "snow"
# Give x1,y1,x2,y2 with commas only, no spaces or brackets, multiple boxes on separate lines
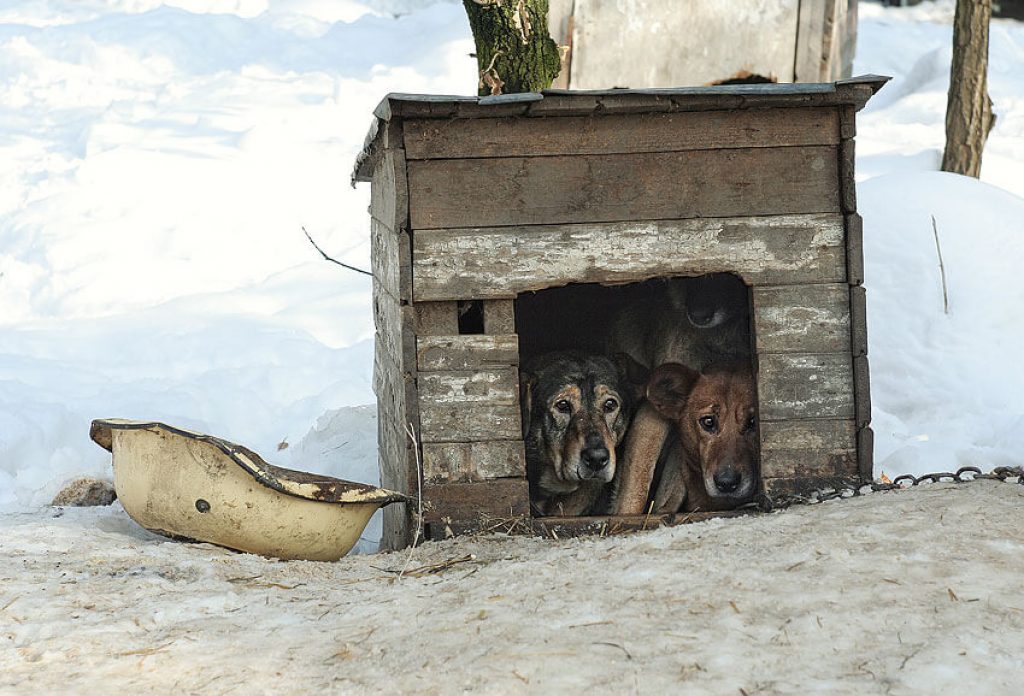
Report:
2,482,1023,692
2,0,1024,689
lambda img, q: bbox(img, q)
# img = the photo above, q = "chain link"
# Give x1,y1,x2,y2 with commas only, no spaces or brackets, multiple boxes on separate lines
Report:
761,465,1024,511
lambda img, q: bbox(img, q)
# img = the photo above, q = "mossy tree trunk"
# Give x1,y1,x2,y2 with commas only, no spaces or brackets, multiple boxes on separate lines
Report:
462,0,563,96
941,0,995,178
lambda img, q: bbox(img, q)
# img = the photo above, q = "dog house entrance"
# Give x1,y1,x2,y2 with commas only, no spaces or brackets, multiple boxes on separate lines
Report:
514,273,759,520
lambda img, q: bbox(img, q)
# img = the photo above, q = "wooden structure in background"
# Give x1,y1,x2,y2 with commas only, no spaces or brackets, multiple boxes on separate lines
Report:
547,0,859,90
353,77,888,550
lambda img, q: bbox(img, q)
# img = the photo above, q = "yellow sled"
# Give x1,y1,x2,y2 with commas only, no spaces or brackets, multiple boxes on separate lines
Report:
90,419,406,561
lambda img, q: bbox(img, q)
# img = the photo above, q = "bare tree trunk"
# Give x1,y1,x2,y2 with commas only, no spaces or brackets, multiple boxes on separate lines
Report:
941,0,995,178
462,0,563,96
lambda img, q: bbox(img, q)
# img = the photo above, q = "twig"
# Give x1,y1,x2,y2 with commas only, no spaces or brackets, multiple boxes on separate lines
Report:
398,421,425,580
931,215,950,314
302,226,372,277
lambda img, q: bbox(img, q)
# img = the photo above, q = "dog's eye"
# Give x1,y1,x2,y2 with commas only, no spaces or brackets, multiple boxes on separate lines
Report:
746,415,757,432
699,415,717,433
554,400,572,414
603,398,619,412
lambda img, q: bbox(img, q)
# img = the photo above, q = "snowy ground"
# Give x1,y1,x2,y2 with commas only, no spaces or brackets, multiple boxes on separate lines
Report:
3,482,1023,693
2,1,1024,690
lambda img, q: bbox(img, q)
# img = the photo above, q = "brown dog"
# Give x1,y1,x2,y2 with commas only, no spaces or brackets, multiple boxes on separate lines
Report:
644,363,759,512
610,274,755,514
520,352,643,516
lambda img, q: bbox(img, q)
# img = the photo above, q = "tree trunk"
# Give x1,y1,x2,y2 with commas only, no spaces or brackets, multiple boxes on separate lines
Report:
941,0,995,178
462,0,563,96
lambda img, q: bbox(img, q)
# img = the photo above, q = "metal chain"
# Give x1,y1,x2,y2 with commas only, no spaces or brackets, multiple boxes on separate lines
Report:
761,465,1024,511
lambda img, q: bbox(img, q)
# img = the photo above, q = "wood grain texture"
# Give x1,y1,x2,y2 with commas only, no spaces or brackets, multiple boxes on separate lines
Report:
412,214,846,301
373,339,411,550
839,138,857,213
422,479,530,528
417,335,519,371
857,425,875,482
370,148,407,234
753,283,852,354
764,475,862,499
850,285,868,357
415,301,459,336
846,213,864,286
854,355,872,428
483,300,516,335
403,108,839,160
417,368,522,443
759,418,858,479
757,353,855,421
422,441,526,483
407,146,840,229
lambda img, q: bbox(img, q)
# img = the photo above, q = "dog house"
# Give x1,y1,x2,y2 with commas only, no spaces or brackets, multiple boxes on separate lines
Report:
353,76,888,550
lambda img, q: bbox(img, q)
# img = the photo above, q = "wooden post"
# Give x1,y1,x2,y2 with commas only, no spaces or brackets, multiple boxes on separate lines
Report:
941,0,995,178
462,0,563,96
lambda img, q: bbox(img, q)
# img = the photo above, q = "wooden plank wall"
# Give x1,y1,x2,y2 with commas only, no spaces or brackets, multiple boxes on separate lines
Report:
370,123,420,551
379,102,871,536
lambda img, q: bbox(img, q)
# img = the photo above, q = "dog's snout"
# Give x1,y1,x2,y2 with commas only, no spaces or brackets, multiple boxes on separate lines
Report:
581,446,610,471
714,468,742,494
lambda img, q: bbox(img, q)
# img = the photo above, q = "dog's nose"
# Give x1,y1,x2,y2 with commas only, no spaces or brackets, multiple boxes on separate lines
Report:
714,469,742,494
581,447,610,471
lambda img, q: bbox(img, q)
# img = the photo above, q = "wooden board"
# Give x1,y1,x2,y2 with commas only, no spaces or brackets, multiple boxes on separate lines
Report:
417,335,519,371
403,108,839,160
846,213,864,286
857,425,875,482
415,301,459,336
412,213,846,301
483,300,516,335
850,285,868,357
407,146,840,229
854,355,872,428
753,283,851,354
370,148,407,235
763,475,862,500
417,368,522,443
757,353,855,421
422,441,526,483
839,138,857,213
759,418,858,479
422,479,530,528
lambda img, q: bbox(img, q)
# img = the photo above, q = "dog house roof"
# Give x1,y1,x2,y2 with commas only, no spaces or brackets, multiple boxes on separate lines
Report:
352,74,889,183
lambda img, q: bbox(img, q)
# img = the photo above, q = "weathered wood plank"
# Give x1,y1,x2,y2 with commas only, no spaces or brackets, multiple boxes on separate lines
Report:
403,108,840,160
422,479,530,528
374,339,411,550
850,285,868,357
759,418,858,479
532,511,753,537
415,301,459,336
370,217,402,301
757,353,855,421
422,441,526,483
840,104,856,139
764,475,862,500
418,369,519,405
418,403,522,443
846,213,864,286
854,355,872,428
373,286,404,374
417,368,522,442
407,146,840,229
417,335,519,371
370,148,408,234
839,138,857,213
753,283,851,354
857,425,875,482
483,300,516,335
413,214,846,301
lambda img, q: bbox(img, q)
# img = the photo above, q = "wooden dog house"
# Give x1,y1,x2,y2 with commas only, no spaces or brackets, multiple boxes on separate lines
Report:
353,76,888,551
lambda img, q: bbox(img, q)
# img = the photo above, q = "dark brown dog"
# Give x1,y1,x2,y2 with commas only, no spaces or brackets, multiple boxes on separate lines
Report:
520,352,643,516
644,362,759,512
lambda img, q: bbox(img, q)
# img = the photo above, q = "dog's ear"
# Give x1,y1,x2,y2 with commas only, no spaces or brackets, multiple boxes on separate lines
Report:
646,363,701,420
519,371,537,438
612,352,649,404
